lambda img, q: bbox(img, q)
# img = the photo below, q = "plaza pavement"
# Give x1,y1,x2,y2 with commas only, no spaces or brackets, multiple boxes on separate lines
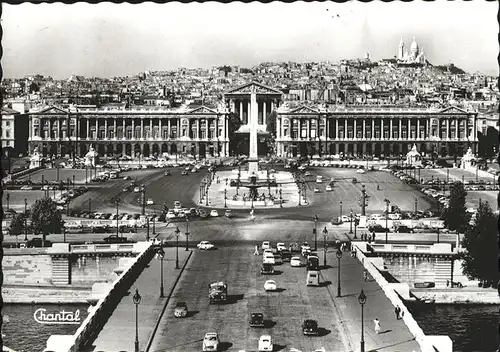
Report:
81,248,191,352
320,246,422,352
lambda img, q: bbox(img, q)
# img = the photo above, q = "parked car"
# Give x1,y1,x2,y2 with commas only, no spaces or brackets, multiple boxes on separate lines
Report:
325,185,333,192
181,171,188,176
133,187,140,193
164,170,171,176
166,211,177,219
260,263,275,275
291,256,302,267
263,252,275,265
262,241,271,250
224,210,232,218
273,254,283,265
302,319,320,336
264,280,277,291
197,241,215,250
276,242,286,252
146,199,154,205
26,238,52,248
174,302,188,318
280,250,292,262
258,334,273,352
210,210,219,217
368,224,388,233
103,235,128,243
249,313,265,328
395,225,413,233
202,332,219,352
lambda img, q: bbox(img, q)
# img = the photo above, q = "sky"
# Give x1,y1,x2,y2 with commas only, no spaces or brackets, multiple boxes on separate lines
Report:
2,1,498,79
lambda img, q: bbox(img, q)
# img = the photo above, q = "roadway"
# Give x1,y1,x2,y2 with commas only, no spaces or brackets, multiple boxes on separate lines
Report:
148,246,346,352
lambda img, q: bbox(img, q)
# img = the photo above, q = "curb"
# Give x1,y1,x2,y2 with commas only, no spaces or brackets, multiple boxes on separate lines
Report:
144,250,193,352
319,270,355,352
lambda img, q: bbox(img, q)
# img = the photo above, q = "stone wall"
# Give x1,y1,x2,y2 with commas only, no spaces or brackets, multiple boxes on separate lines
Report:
70,256,121,285
3,254,52,285
2,285,92,304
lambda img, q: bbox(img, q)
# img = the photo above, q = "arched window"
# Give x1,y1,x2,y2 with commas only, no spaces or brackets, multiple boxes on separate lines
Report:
181,118,189,137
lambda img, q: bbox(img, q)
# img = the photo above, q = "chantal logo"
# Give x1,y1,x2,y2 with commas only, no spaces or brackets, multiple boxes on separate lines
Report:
34,308,81,325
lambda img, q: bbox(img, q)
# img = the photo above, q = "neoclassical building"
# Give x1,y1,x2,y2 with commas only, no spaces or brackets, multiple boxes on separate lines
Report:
27,81,478,159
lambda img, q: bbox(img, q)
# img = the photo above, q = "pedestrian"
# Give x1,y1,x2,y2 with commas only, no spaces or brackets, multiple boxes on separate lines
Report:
395,306,400,320
446,280,449,287
377,184,380,191
363,269,368,282
372,232,376,242
254,245,259,255
374,318,381,334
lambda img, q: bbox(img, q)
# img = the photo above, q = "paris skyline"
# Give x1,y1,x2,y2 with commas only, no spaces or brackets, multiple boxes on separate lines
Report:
2,1,498,79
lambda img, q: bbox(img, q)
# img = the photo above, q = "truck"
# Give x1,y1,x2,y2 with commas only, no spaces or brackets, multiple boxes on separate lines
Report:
209,281,228,304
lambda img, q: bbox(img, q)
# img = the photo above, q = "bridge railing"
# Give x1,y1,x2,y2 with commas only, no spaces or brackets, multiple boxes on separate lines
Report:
51,241,154,352
354,243,452,352
369,243,453,255
70,243,137,253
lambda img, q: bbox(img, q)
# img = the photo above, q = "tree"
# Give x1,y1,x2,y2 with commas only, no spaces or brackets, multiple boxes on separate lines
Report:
441,182,469,233
8,213,25,245
460,199,498,285
227,112,243,156
29,197,63,244
266,111,277,157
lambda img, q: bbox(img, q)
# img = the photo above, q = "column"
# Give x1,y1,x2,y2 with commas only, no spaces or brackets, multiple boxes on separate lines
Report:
141,118,144,140
398,119,402,140
407,119,411,140
381,119,384,140
335,119,338,140
168,119,171,139
455,119,459,139
95,118,98,140
104,118,108,139
122,119,126,140
306,119,310,139
230,99,235,113
344,119,347,140
362,119,366,139
353,119,357,140
149,118,153,140
159,118,162,139
239,101,243,122
86,118,90,139
446,119,450,140
417,119,420,140
132,119,135,139
389,119,393,139
372,119,375,139
114,118,117,139
248,101,251,126
263,101,267,125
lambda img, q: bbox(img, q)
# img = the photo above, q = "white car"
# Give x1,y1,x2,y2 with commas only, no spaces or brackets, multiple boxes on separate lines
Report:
202,332,219,351
197,241,215,250
263,253,275,265
300,242,311,252
133,187,140,193
325,185,332,192
210,210,219,217
20,185,33,190
264,280,277,292
146,199,154,205
290,256,302,267
258,334,273,351
314,188,320,193
166,210,177,219
357,168,366,174
261,241,271,250
276,242,286,251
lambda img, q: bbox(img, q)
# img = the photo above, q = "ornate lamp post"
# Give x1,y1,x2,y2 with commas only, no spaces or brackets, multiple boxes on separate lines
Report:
141,185,146,215
24,198,28,241
322,227,328,268
157,248,165,297
279,188,283,208
152,213,156,235
72,175,75,190
298,189,302,206
349,209,353,234
146,217,150,242
88,198,92,213
313,214,318,251
62,220,66,243
384,198,390,244
185,217,189,251
336,247,343,297
358,289,367,352
205,182,209,206
340,201,343,219
224,188,227,208
114,198,121,238
174,226,180,269
132,289,141,352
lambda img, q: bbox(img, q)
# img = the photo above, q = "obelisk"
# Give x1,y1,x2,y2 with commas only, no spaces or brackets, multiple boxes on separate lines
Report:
248,91,259,175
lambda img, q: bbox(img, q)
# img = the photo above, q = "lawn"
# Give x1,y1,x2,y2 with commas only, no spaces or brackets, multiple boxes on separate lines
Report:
16,168,90,184
3,190,64,212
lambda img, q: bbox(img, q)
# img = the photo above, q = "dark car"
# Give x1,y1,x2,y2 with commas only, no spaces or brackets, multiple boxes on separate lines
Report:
26,238,52,248
302,319,319,336
249,313,265,328
280,250,292,262
164,170,171,176
103,235,128,243
307,256,320,271
396,225,413,233
261,263,275,275
181,171,188,175
368,224,388,233
174,302,188,318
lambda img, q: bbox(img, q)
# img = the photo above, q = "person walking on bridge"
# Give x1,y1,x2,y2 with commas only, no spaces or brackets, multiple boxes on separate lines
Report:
373,318,381,334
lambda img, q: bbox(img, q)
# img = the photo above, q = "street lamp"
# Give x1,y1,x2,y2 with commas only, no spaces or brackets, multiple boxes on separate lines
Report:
358,289,367,352
336,247,343,297
114,198,121,238
6,193,10,211
340,201,343,219
322,227,328,268
132,289,141,352
298,189,302,206
384,198,390,244
24,198,28,241
152,213,156,235
157,248,165,297
224,188,227,208
349,209,353,234
141,185,146,215
88,198,92,213
175,226,180,269
279,188,283,208
72,175,75,190
185,217,189,251
313,215,318,251
62,221,66,243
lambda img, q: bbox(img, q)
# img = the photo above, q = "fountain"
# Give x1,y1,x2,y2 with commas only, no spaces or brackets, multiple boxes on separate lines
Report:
84,145,98,167
29,147,42,169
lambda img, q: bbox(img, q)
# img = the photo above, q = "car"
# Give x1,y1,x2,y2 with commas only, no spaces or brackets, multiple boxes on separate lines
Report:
123,176,132,180
103,235,128,243
224,210,232,218
133,187,140,193
368,224,388,233
164,170,171,176
181,171,188,176
146,199,154,205
148,238,162,246
264,280,277,291
325,185,333,192
20,185,33,190
273,254,283,265
263,253,275,265
210,210,219,217
26,238,52,248
313,188,320,193
280,249,292,262
174,302,188,318
166,210,177,219
291,256,302,267
289,242,300,252
202,332,219,351
258,334,273,351
174,201,182,209
307,256,320,271
302,319,320,336
276,242,286,252
250,313,265,328
262,241,271,250
260,263,275,275
197,241,215,250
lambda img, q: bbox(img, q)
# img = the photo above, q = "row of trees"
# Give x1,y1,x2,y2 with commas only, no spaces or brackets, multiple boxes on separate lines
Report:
8,197,63,244
441,182,498,286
